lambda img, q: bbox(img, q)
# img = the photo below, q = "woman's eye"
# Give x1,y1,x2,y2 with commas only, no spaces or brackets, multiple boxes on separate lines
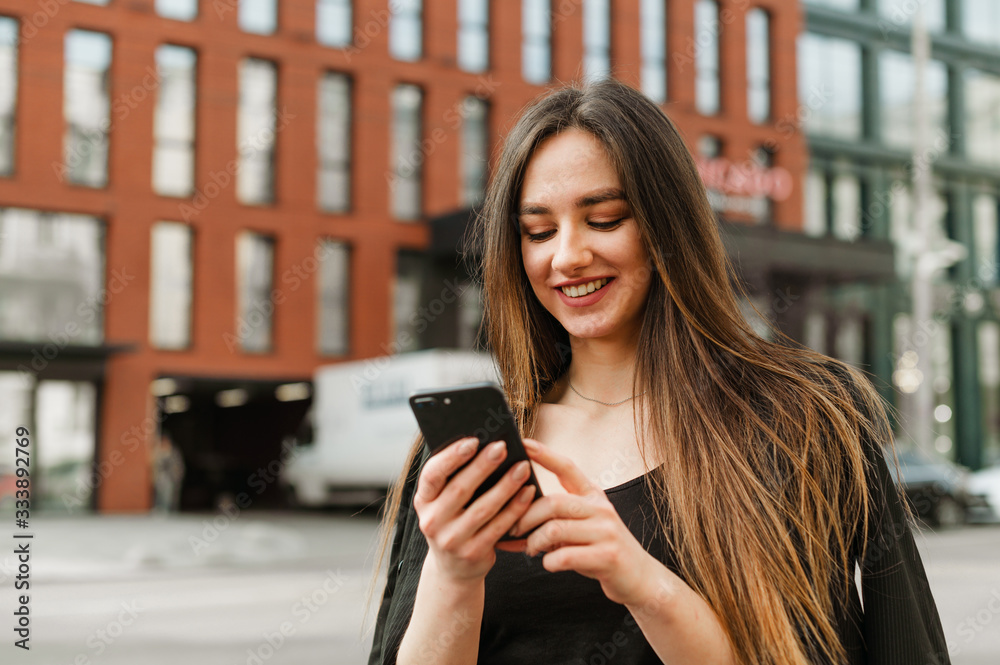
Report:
590,218,625,229
525,230,554,242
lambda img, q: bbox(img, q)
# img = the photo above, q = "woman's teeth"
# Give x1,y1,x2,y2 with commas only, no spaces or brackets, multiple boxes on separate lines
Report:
560,278,610,298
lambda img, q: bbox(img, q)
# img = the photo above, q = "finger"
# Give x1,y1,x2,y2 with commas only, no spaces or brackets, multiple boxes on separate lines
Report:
468,484,537,552
510,491,597,538
446,459,533,543
436,439,510,511
414,436,479,505
524,518,604,557
522,438,596,495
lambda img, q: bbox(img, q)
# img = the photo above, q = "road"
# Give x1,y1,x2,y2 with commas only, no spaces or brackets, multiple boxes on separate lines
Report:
0,512,996,664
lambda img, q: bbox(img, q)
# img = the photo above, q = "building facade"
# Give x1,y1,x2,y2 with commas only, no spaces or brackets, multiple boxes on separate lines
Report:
799,0,1000,469
0,0,912,513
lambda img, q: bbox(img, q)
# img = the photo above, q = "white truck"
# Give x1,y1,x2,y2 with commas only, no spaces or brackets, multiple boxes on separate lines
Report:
281,348,500,506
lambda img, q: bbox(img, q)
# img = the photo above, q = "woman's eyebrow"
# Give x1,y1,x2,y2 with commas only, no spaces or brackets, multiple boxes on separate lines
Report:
518,187,625,216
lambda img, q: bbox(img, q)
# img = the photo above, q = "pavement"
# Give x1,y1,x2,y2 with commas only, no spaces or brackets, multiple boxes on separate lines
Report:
3,509,386,583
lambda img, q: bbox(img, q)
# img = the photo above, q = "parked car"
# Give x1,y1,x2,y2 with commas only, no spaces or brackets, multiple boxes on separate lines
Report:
882,444,990,527
968,463,1000,523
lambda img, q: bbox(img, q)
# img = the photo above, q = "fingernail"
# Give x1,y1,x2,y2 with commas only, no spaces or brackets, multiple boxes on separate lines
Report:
488,441,506,460
459,438,477,455
513,461,529,481
519,485,535,503
522,439,537,449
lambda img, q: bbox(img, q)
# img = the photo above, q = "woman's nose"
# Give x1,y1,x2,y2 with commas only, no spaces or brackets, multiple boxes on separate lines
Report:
550,224,593,273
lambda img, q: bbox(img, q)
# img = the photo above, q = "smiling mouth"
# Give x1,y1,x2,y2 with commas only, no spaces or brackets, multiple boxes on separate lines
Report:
559,278,610,298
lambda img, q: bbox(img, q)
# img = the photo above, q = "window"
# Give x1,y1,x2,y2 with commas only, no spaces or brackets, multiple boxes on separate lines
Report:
390,0,422,61
804,168,828,237
0,17,16,176
879,50,948,150
878,0,945,33
831,172,860,241
153,45,196,198
522,0,551,84
149,222,193,349
963,0,1000,47
317,239,350,355
318,72,351,213
964,69,1000,166
640,0,666,103
458,0,489,73
391,84,423,220
240,0,277,35
583,0,610,82
235,231,275,353
237,58,277,205
979,321,1000,465
461,96,488,207
393,250,424,353
973,193,999,283
156,0,198,21
797,33,862,139
0,208,105,343
746,8,770,124
317,0,352,47
63,30,112,188
694,0,720,115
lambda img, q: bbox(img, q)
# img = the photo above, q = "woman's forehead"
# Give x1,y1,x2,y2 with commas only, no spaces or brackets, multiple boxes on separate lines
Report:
520,133,621,207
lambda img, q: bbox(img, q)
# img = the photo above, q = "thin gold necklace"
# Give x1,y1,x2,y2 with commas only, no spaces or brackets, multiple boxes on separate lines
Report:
568,382,646,406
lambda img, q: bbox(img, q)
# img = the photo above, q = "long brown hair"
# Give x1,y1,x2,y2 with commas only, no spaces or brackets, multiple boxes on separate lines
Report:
366,77,907,665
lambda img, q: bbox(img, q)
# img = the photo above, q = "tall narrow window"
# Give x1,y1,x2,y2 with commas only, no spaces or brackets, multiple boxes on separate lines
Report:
156,0,198,21
393,250,424,352
461,96,488,207
153,45,196,198
640,0,666,103
63,30,112,188
879,51,948,150
583,0,610,82
237,58,277,205
522,0,551,84
694,0,719,115
236,231,275,353
391,84,423,220
965,69,1000,166
0,17,17,176
973,193,999,284
390,0,422,61
317,72,351,213
746,8,770,124
150,222,193,349
458,0,489,73
797,33,862,139
317,239,350,356
317,0,352,47
240,0,277,35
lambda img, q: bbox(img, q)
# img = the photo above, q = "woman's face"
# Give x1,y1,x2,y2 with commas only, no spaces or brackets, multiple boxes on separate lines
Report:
518,128,652,344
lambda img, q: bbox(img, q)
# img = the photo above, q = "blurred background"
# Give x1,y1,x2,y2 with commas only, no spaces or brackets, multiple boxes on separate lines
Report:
0,0,998,663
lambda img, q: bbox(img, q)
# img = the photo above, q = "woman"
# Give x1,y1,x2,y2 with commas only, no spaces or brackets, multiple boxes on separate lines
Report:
366,78,951,665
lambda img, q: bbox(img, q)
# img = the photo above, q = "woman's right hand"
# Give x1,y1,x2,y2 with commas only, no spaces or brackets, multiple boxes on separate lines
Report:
413,437,536,583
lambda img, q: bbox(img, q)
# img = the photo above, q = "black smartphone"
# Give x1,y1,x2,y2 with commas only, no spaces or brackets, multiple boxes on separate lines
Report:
408,381,543,540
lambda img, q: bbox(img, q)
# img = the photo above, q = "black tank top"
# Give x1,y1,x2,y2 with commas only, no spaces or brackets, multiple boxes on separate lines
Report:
478,470,678,665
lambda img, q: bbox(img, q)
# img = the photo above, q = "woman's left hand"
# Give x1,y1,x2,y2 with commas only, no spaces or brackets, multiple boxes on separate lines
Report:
496,437,663,606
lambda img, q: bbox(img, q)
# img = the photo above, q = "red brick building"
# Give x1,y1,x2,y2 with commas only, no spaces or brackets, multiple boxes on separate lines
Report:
0,0,888,512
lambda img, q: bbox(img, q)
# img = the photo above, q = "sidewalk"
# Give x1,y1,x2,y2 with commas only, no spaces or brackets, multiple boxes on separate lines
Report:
2,509,385,583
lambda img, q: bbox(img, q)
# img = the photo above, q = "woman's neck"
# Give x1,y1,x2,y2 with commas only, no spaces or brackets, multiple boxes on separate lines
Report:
562,334,641,405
